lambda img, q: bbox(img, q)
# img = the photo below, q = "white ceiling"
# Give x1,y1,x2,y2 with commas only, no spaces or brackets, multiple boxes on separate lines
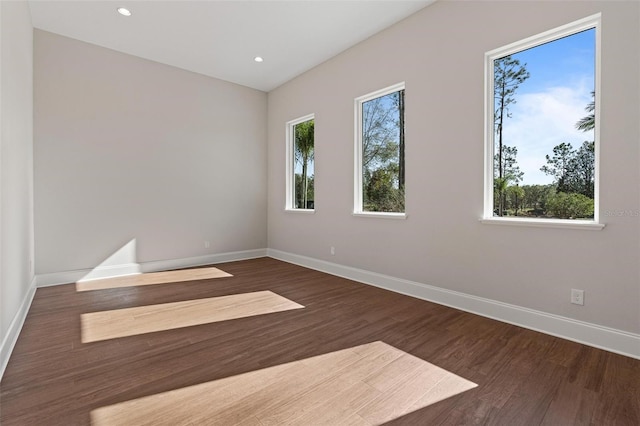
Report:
28,0,434,92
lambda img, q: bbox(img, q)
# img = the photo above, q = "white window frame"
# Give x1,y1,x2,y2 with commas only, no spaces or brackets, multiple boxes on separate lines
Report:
285,113,315,213
353,82,407,219
482,14,603,230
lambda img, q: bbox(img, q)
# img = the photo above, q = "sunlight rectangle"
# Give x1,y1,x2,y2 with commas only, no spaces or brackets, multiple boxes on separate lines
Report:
76,266,233,291
91,341,476,425
81,291,303,343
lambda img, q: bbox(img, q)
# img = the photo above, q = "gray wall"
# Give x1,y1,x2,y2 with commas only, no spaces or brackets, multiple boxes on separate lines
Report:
267,1,640,334
1,0,34,351
34,30,267,274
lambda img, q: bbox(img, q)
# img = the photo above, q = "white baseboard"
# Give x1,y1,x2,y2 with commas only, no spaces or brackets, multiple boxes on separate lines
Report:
267,249,640,360
79,263,141,282
140,249,268,274
36,248,268,287
0,277,37,382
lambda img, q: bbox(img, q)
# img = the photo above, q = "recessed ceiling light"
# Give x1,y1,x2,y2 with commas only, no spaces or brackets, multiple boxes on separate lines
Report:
117,7,132,17
254,56,264,63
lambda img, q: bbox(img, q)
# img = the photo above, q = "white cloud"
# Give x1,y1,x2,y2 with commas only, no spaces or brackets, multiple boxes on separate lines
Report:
501,83,594,185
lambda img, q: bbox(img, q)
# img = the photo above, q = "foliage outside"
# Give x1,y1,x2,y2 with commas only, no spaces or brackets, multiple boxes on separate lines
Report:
294,119,314,209
361,90,405,213
492,33,596,220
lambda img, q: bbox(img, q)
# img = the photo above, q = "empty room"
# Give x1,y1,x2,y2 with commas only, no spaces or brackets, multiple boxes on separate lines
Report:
1,0,639,424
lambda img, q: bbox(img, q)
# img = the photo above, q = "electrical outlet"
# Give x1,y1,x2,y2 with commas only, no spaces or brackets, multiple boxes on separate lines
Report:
571,289,584,306
204,241,210,249
330,246,335,255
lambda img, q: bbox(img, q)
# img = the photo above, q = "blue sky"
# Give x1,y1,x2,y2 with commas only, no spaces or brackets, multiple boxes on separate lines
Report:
499,28,595,185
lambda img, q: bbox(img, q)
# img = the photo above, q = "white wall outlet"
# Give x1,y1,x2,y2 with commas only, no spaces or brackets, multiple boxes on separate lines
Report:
571,289,584,306
204,241,210,249
330,246,335,255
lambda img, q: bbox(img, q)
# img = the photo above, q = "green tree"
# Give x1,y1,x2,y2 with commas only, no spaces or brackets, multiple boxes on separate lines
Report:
494,145,524,183
362,91,404,212
570,141,595,198
521,184,555,214
397,90,405,192
362,93,400,170
294,119,314,208
540,142,575,194
494,145,524,215
506,184,525,216
546,192,594,219
573,92,596,198
294,174,314,209
494,55,529,216
576,91,595,132
541,141,594,199
364,167,404,212
521,184,540,210
493,177,509,215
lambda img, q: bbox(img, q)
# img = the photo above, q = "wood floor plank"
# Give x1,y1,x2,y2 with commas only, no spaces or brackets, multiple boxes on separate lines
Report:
75,266,232,291
91,357,303,425
539,382,597,425
358,357,476,424
408,373,478,412
257,342,403,425
339,413,372,426
591,352,640,425
81,290,304,342
204,347,362,425
256,364,366,425
1,257,638,425
484,360,566,426
288,380,382,426
363,352,432,392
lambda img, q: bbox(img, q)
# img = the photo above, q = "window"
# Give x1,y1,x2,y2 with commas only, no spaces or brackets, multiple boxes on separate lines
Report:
484,14,601,228
286,114,315,211
354,83,406,217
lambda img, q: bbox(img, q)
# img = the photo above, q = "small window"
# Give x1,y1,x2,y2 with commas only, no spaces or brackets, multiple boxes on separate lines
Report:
285,114,315,211
484,14,600,226
354,83,406,217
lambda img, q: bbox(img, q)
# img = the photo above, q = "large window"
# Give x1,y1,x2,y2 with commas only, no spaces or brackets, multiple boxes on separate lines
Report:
484,15,601,227
354,83,406,216
286,114,315,211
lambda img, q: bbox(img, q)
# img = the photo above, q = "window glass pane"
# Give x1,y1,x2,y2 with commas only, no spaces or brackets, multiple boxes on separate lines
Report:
293,119,314,209
361,90,405,213
493,28,595,220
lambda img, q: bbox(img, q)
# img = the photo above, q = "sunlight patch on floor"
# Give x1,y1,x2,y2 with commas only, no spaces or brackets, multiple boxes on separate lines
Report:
90,341,477,425
80,290,303,343
76,266,233,291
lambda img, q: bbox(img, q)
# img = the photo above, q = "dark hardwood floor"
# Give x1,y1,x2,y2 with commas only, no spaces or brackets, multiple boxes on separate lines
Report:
1,257,638,425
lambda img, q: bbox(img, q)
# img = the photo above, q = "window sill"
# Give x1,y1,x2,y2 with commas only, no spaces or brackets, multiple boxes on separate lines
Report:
285,209,315,214
480,217,604,230
352,212,407,220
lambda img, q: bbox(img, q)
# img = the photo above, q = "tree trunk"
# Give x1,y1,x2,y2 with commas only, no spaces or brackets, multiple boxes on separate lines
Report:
497,88,505,217
398,90,405,192
302,157,308,209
